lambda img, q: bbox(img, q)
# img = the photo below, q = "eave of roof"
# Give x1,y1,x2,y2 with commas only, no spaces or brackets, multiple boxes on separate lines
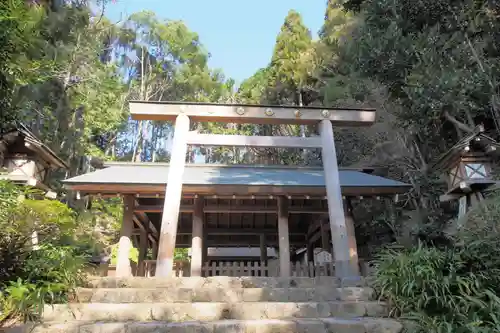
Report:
432,126,500,171
63,163,411,195
1,123,68,169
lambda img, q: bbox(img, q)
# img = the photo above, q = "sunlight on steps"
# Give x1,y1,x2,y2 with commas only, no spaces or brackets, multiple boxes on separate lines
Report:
5,276,403,333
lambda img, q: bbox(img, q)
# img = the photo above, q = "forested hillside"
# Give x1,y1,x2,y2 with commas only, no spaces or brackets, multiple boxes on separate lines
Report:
2,0,500,330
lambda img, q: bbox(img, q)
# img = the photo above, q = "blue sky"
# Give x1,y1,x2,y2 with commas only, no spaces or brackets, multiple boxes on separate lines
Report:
105,0,326,85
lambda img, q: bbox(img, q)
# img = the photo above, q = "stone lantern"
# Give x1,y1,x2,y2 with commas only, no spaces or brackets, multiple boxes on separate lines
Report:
433,125,500,217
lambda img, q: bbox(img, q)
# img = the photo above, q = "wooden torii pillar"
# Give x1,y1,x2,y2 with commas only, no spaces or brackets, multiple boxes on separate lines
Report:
130,101,375,278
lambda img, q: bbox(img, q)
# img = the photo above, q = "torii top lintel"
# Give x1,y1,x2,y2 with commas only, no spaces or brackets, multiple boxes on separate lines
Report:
130,101,376,126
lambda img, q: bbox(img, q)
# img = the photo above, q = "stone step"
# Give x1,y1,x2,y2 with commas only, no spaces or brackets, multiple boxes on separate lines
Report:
16,318,403,333
42,301,387,322
76,286,375,303
87,276,365,289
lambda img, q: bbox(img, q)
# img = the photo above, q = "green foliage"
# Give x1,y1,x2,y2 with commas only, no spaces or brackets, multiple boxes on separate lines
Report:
267,9,313,104
0,181,87,323
0,0,48,132
374,195,500,333
110,243,139,265
174,248,189,261
1,245,86,323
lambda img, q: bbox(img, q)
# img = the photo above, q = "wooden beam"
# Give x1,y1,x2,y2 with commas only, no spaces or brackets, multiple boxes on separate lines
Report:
130,101,376,126
190,197,203,277
135,204,328,214
69,184,410,196
309,229,322,243
175,241,304,247
307,217,328,237
320,119,358,278
260,234,267,265
137,222,149,277
278,196,291,277
172,228,304,236
135,200,159,237
344,199,360,276
187,133,322,148
134,215,157,242
156,114,190,277
116,195,134,277
321,223,330,251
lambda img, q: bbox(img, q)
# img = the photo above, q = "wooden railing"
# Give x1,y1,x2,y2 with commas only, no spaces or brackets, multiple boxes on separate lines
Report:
202,261,272,277
201,261,336,277
121,260,337,278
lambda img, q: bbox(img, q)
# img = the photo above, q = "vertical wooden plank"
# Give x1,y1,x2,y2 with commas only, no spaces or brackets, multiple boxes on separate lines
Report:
247,262,253,277
190,197,204,277
321,222,330,251
233,262,239,277
137,222,149,277
116,195,134,277
260,234,267,266
319,119,358,278
306,241,314,265
344,198,361,276
211,261,216,277
277,196,291,277
239,261,245,277
155,114,190,277
202,230,208,268
151,239,158,260
253,261,259,277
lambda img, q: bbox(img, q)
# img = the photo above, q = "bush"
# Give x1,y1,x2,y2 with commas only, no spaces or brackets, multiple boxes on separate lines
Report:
0,181,88,324
109,243,138,265
0,245,86,322
374,204,500,333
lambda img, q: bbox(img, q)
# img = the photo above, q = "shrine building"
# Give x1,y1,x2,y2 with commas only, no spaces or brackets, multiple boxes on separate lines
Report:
63,101,411,279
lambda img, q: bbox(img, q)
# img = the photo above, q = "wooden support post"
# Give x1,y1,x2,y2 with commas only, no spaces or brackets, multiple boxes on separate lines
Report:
277,196,290,277
319,119,359,278
344,198,360,276
202,229,208,267
155,114,190,277
191,196,204,277
306,241,314,264
321,222,329,251
152,239,158,260
116,195,135,277
137,225,149,277
260,234,267,265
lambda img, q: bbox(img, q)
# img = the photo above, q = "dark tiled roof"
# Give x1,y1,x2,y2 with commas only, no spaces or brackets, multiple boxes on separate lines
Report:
432,126,500,171
63,163,410,188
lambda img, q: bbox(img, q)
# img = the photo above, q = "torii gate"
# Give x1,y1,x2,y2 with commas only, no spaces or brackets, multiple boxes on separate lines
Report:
129,101,376,278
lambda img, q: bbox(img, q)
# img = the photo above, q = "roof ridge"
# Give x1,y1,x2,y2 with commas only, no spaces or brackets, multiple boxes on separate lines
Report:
103,161,374,171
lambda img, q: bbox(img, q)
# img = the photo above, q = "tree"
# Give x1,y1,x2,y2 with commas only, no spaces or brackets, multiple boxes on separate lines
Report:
267,10,314,106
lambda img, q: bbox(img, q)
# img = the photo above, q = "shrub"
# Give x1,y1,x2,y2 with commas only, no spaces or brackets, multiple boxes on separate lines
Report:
109,243,138,265
374,198,500,333
0,181,87,324
0,245,86,322
374,243,500,332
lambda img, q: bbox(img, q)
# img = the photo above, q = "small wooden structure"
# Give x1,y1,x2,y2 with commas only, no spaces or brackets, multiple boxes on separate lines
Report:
64,101,411,279
0,123,68,196
434,125,500,217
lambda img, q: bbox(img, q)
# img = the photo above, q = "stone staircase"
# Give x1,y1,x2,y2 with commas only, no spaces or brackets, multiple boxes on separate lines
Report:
17,276,402,333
